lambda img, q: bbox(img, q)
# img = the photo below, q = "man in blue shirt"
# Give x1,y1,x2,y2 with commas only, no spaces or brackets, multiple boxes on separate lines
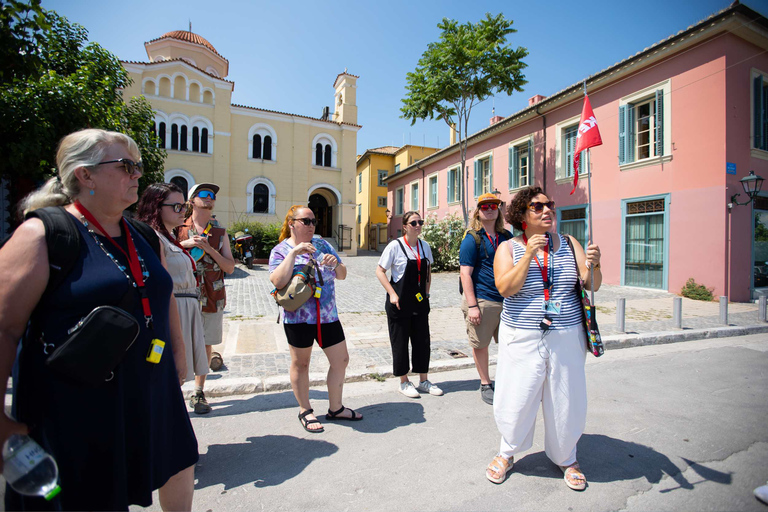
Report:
459,193,512,405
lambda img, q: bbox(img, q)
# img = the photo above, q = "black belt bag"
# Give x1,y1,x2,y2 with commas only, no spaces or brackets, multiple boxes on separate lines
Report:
43,306,140,386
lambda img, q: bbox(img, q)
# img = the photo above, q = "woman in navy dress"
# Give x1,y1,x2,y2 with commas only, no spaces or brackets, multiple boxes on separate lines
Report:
0,129,198,511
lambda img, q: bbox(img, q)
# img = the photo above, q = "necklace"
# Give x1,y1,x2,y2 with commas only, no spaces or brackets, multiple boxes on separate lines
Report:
80,215,150,286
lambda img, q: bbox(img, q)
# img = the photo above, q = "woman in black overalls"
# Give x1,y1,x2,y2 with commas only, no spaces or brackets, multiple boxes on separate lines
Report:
376,211,443,398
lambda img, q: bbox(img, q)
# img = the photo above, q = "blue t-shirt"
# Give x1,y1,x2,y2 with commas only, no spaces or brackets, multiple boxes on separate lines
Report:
459,229,505,303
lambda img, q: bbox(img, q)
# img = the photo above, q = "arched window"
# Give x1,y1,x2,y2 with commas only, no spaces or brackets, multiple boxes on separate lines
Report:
252,134,262,159
201,128,209,153
315,143,323,166
171,124,179,150
158,122,166,148
192,127,200,152
170,176,189,200
263,136,272,161
180,125,188,151
253,184,269,213
324,144,332,167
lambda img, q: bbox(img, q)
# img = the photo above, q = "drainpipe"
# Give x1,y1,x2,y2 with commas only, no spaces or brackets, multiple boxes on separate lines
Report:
536,106,547,191
419,164,425,218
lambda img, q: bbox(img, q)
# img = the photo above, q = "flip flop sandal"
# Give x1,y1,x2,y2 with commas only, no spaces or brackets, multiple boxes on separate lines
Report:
326,406,363,421
560,463,587,491
298,408,324,433
486,455,514,484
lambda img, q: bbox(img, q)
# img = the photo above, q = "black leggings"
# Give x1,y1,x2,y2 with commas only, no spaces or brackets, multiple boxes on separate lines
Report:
387,312,430,376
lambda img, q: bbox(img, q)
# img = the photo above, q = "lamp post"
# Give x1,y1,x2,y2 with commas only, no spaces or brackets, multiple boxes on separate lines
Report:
730,170,765,207
728,170,765,301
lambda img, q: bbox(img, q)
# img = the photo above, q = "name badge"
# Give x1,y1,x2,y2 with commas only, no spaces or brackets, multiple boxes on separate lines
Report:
542,300,561,316
415,292,424,302
314,286,322,299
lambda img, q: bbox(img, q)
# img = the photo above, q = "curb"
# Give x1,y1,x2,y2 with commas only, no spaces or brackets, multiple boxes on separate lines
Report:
182,323,768,399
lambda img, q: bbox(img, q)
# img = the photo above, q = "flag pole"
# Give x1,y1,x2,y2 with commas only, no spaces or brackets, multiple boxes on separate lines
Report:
583,80,595,306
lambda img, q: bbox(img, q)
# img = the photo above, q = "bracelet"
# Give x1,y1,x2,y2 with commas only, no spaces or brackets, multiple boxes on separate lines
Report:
333,261,341,270
592,262,601,270
469,305,479,309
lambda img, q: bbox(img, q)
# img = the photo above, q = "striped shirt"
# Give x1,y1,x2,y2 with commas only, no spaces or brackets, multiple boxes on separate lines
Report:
500,233,583,330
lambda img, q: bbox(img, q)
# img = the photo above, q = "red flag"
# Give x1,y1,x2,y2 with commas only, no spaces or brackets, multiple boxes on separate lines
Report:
570,94,603,195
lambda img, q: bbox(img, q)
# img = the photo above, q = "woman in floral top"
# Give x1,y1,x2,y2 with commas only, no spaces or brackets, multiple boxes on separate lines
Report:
269,205,363,433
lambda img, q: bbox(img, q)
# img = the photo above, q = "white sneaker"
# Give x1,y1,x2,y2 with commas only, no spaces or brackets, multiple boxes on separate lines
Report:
399,381,420,398
416,379,444,396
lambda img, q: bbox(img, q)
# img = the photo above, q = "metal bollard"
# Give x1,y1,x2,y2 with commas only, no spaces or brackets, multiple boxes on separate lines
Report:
673,297,682,329
760,295,767,323
616,298,626,333
719,296,728,325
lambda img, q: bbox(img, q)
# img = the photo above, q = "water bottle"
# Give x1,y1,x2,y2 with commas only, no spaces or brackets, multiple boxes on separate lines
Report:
2,434,61,500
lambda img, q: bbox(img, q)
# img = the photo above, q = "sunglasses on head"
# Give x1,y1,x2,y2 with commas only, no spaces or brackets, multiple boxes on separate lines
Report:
162,203,187,214
294,217,317,226
479,203,499,211
197,190,216,200
96,158,143,176
407,220,425,227
528,201,555,213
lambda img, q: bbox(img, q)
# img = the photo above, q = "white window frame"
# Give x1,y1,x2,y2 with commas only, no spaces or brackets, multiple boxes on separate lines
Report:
555,115,583,184
245,176,277,215
248,123,277,163
473,150,493,198
618,79,672,170
508,135,534,192
311,133,338,169
358,173,362,193
427,173,439,209
409,179,420,211
751,68,768,160
447,165,461,205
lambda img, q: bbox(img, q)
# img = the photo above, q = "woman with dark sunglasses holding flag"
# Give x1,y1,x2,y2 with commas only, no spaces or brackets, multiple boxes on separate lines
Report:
269,205,362,434
376,211,442,398
485,186,601,491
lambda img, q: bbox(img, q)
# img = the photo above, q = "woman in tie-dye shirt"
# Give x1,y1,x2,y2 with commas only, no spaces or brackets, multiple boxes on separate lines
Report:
269,206,363,433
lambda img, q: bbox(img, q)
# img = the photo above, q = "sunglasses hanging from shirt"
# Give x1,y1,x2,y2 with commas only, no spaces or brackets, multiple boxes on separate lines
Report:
188,222,213,262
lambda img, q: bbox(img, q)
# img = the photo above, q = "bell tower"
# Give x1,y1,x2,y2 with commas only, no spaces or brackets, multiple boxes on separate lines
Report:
333,71,358,125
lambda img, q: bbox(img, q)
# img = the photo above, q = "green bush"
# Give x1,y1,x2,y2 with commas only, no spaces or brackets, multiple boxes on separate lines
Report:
680,278,714,301
421,212,465,271
228,221,281,259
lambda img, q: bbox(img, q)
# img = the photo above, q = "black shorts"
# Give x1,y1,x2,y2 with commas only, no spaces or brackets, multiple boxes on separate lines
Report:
283,320,346,349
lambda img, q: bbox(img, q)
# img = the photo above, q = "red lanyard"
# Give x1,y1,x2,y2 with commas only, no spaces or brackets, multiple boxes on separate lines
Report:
170,235,200,285
485,232,499,250
74,202,154,328
522,233,553,302
403,237,422,284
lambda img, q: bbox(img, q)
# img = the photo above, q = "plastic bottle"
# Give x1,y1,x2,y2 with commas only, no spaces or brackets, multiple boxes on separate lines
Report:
2,434,60,500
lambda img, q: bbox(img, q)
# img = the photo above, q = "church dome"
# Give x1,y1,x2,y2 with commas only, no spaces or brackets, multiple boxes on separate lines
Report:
146,30,226,60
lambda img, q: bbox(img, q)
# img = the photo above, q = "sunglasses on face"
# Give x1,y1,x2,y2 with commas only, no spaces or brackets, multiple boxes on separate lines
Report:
162,203,186,214
479,203,499,211
528,201,556,213
294,217,317,226
407,220,425,227
197,190,216,200
96,158,143,176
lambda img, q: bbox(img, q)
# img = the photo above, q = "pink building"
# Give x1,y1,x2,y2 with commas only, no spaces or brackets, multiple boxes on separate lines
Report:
384,3,768,302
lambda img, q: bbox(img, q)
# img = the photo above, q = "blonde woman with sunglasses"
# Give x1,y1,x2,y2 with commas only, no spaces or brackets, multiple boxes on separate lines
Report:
485,186,602,490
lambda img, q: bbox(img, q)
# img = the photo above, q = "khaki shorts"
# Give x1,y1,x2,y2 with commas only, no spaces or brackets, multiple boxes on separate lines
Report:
202,309,224,346
461,297,503,349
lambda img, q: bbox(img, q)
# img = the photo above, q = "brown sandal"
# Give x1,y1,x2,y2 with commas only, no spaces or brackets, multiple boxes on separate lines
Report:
560,463,587,491
486,455,514,484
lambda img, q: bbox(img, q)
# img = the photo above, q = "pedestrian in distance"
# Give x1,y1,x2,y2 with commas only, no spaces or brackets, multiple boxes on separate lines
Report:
137,183,208,386
376,211,443,398
177,182,235,414
459,193,513,405
486,186,602,490
0,129,197,511
269,205,362,433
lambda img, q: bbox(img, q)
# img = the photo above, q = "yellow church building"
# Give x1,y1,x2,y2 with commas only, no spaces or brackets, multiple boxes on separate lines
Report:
355,145,438,250
120,30,361,254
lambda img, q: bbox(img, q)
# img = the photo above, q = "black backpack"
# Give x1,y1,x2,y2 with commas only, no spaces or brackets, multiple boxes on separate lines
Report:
459,228,513,295
1,206,160,296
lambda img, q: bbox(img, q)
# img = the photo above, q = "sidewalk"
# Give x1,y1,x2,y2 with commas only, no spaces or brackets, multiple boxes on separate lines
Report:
186,258,768,398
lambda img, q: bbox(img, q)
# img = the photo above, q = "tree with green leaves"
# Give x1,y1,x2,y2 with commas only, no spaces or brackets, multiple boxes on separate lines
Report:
401,13,528,224
0,0,164,217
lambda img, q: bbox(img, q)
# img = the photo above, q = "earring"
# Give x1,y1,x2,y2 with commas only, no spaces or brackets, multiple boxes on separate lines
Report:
521,221,527,230
90,189,95,196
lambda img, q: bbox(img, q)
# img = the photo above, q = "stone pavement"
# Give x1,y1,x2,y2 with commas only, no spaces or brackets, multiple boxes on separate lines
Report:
185,255,768,398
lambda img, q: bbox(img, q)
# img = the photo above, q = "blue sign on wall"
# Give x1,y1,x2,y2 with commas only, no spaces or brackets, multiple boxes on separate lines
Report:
727,162,737,175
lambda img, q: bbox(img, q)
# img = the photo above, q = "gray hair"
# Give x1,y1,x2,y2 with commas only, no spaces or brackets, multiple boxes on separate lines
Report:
20,129,140,216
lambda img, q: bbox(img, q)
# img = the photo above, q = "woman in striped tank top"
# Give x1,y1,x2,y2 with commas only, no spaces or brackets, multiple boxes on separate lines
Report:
485,187,602,491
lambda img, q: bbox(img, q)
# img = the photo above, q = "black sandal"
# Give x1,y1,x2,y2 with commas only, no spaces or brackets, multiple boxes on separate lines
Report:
325,405,363,421
298,408,324,433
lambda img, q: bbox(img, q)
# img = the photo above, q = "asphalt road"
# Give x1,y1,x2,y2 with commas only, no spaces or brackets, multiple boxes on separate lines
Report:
135,333,767,511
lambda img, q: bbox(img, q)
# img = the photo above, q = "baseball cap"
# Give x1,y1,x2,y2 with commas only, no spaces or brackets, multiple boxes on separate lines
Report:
477,193,502,205
188,183,220,199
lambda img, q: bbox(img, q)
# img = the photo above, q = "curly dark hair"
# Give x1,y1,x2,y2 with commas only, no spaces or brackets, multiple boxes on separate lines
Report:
136,182,184,242
505,186,545,231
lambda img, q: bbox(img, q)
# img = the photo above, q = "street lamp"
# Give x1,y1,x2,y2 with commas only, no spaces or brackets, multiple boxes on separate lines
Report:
730,170,765,207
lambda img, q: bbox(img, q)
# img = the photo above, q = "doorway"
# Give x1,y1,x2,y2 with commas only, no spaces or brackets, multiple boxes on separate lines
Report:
309,193,332,238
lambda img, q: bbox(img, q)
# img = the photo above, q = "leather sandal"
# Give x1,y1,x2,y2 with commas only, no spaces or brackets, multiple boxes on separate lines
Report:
298,408,324,433
560,463,587,491
325,405,363,421
486,455,514,484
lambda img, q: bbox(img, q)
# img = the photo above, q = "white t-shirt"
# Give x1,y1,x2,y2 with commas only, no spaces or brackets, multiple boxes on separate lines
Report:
378,237,434,283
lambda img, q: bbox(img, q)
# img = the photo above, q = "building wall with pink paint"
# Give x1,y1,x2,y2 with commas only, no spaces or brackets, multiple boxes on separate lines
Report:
384,4,768,301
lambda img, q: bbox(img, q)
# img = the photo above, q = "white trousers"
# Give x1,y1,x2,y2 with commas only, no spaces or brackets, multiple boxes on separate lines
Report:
494,323,587,466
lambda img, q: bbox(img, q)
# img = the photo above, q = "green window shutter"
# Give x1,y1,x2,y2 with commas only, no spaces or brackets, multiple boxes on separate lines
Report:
528,139,534,184
565,128,574,177
619,105,626,165
447,170,453,203
512,146,519,189
508,146,515,190
755,75,764,150
627,104,635,162
655,89,664,157
474,160,480,197
489,154,494,193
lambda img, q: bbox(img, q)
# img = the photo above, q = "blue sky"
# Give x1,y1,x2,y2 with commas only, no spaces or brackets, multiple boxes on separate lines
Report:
43,0,767,154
